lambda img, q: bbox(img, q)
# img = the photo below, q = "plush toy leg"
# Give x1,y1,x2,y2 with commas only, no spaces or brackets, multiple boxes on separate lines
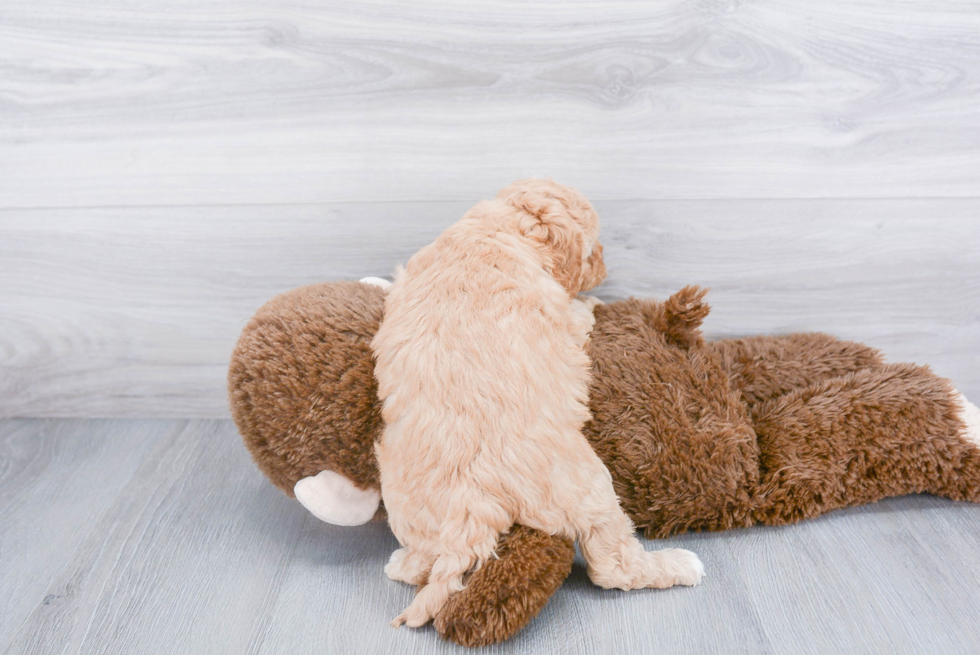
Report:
708,333,885,409
434,525,574,647
293,470,381,526
751,364,980,525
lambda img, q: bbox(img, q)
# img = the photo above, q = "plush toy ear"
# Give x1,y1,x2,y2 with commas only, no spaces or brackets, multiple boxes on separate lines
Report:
657,285,711,349
359,276,392,290
293,470,381,526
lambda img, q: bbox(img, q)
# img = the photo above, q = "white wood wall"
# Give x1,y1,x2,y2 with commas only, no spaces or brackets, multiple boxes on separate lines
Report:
1,0,978,417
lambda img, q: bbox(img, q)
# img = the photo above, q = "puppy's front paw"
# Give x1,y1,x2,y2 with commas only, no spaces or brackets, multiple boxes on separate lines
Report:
661,548,704,587
568,297,599,348
385,548,432,586
384,548,408,582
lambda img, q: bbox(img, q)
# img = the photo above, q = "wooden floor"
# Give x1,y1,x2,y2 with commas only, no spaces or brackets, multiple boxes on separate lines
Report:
3,418,980,654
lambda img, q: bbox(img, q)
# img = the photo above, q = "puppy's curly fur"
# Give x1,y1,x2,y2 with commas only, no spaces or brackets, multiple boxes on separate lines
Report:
372,179,703,629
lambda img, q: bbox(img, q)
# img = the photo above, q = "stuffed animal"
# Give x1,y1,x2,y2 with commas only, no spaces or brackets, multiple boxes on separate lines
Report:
228,278,980,647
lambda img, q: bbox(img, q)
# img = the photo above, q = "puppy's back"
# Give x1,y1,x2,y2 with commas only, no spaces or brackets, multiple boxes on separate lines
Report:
373,214,591,490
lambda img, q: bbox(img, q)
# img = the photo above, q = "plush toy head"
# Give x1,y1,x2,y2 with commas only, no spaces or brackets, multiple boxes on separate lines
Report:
228,281,386,525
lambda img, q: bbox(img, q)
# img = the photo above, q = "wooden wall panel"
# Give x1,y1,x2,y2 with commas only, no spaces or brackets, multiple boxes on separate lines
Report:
1,199,976,417
2,0,980,206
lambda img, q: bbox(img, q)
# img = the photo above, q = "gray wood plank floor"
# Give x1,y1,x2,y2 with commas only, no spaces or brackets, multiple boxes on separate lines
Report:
4,419,980,654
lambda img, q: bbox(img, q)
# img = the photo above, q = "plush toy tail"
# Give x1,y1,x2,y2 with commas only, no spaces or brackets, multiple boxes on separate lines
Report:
656,285,710,349
750,364,980,525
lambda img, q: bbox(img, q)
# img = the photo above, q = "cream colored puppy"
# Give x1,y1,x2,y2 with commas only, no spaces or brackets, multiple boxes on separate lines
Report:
372,179,704,629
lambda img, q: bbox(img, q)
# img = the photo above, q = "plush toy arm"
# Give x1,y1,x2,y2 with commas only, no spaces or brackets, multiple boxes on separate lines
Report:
433,525,574,647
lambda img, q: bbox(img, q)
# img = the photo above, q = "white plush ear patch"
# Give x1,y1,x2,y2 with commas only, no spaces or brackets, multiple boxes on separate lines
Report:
359,276,392,290
954,391,980,448
294,470,381,526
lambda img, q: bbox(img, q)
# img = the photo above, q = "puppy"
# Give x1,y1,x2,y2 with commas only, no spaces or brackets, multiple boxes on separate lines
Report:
372,179,703,628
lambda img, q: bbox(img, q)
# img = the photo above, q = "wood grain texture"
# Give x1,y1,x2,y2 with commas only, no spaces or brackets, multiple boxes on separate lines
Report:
4,419,980,653
3,419,307,655
2,0,980,207
1,199,977,418
728,496,980,653
0,420,162,648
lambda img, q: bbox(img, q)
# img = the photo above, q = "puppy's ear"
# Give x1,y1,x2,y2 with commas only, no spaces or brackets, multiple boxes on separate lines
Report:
498,181,591,294
582,242,606,292
518,202,586,295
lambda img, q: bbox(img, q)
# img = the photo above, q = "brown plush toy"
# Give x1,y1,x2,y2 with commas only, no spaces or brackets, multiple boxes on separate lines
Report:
228,278,980,647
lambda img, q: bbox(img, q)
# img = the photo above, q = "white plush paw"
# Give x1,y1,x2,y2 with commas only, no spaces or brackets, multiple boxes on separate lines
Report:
954,391,980,447
359,276,392,290
293,470,380,526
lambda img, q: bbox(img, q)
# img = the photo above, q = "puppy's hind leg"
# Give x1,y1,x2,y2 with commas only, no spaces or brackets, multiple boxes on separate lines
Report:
579,509,704,590
571,461,704,590
392,499,509,628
